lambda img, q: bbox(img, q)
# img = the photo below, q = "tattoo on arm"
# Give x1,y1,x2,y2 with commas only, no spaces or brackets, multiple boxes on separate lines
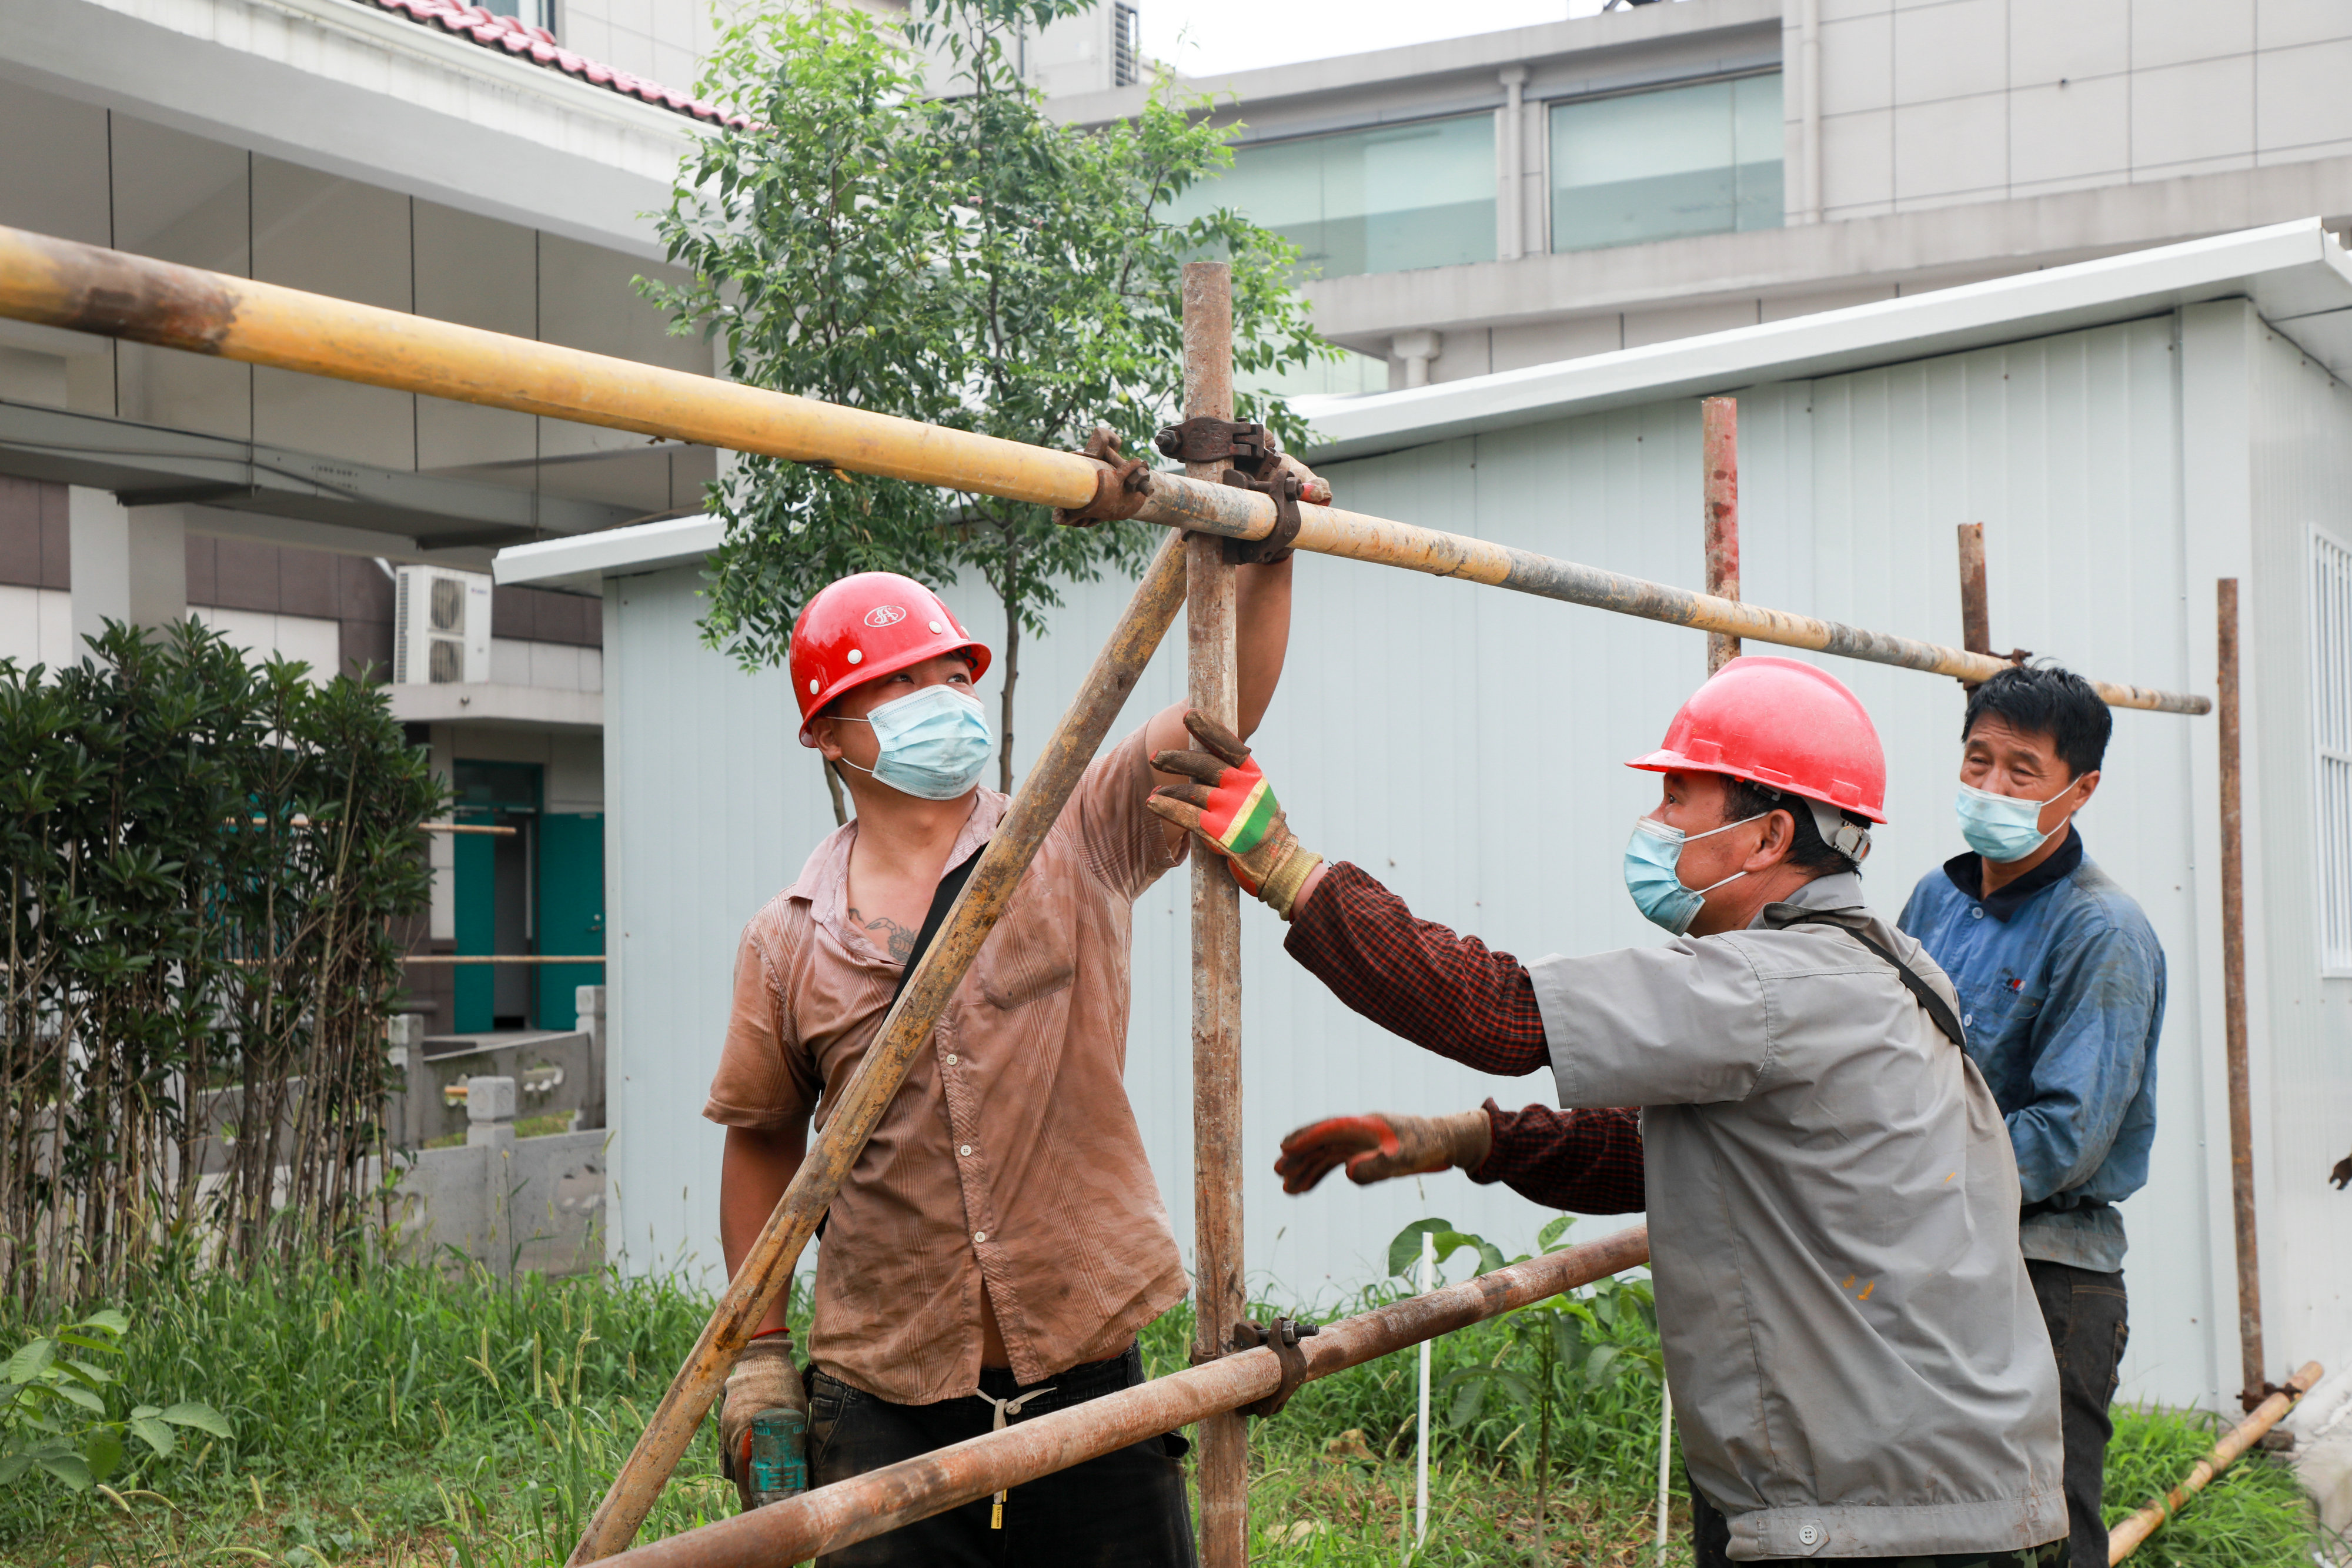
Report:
847,907,918,962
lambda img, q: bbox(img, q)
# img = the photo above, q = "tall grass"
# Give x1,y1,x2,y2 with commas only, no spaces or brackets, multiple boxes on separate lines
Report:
0,1245,2322,1568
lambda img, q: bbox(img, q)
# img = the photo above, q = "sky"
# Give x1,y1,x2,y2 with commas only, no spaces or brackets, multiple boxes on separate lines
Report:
1137,0,1636,79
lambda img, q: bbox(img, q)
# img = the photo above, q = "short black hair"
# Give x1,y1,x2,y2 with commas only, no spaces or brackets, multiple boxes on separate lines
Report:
1962,664,2110,780
1719,777,1867,875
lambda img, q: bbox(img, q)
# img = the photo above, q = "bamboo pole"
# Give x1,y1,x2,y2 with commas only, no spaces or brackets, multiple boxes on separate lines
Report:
1180,261,1250,1568
2217,578,2267,1410
1702,396,1740,674
597,1226,1653,1568
2106,1361,2320,1564
0,225,2207,716
563,534,1191,1563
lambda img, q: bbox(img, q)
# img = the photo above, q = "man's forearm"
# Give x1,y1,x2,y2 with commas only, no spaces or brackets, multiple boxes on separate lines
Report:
1233,555,1293,740
720,1124,807,1337
1472,1102,1647,1213
1283,861,1550,1076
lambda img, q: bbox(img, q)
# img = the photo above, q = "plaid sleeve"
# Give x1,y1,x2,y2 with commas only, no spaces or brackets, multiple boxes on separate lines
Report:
1469,1101,1646,1214
1281,860,1549,1076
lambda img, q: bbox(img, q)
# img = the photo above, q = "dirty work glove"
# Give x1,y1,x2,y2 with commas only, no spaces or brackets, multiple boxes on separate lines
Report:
719,1334,808,1513
1147,711,1323,919
1274,1110,1493,1195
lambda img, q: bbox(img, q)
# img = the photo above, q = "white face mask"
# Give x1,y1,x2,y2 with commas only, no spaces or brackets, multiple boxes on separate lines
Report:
832,685,994,800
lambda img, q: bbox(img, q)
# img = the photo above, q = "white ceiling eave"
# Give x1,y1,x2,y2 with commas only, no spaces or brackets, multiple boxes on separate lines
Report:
1296,219,2352,463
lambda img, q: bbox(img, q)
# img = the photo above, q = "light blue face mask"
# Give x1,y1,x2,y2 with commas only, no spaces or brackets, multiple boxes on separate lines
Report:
1622,813,1765,936
834,684,994,801
1954,779,2076,864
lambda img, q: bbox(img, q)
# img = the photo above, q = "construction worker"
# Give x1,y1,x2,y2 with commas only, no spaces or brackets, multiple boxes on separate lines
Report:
1151,656,2070,1568
702,553,1295,1566
1899,664,2166,1568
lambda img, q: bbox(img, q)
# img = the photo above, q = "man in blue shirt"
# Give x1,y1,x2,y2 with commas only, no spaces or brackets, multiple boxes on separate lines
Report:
1901,664,2166,1568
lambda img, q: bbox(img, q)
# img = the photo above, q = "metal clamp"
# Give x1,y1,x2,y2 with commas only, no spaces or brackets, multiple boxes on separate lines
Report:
1052,426,1155,527
1155,416,1279,475
1230,1315,1318,1417
1220,467,1304,565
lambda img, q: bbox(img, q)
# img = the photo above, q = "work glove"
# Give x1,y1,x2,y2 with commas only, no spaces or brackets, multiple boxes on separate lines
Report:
1274,1109,1494,1194
719,1335,808,1512
1147,711,1324,920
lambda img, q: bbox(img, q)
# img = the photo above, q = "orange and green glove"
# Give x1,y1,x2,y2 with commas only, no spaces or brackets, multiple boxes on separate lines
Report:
1274,1110,1494,1194
1147,710,1323,918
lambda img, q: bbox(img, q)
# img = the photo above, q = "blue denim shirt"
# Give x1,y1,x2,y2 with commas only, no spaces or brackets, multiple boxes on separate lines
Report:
1898,830,2164,1273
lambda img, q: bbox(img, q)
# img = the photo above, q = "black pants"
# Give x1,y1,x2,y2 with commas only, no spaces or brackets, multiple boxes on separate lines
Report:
806,1344,1197,1568
2028,1260,2129,1568
1688,1473,2069,1568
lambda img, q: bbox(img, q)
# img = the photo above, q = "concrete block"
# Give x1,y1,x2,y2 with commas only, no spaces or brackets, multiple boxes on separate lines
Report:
1821,107,1897,213
1892,0,2008,106
2132,56,2256,169
2131,0,2253,70
2011,76,2131,188
2010,0,2129,86
1820,11,1895,116
1893,93,2009,200
2255,39,2352,154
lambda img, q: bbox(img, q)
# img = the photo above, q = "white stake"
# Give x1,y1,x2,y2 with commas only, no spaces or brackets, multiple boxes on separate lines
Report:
1415,1231,1434,1554
1657,1375,1674,1563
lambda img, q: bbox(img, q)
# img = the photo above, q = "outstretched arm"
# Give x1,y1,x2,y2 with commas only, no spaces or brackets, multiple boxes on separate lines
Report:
1272,1101,1646,1215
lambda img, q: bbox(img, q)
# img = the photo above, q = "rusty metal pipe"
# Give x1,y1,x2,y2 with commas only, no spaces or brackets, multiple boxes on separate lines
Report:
1958,523,1990,660
0,225,2205,716
2106,1360,2320,1564
1179,259,1250,1568
2217,578,2266,1410
600,1225,1653,1568
1702,396,1740,674
564,534,1191,1563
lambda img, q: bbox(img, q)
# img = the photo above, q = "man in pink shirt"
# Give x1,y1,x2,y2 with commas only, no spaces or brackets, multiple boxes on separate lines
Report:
704,553,1294,1565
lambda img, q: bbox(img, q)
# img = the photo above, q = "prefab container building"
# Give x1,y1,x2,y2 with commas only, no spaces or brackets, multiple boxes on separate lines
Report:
497,218,2352,1415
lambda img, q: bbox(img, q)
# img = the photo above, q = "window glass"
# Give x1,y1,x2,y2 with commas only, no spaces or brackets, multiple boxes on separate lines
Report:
1549,73,1783,253
1167,115,1496,280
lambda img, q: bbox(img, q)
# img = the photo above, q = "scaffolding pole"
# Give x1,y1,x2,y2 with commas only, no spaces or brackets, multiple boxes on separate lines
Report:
0,225,2206,717
1702,396,1740,674
2217,578,2268,1410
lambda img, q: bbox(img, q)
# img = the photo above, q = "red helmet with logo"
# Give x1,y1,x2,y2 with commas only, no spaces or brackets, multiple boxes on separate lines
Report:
1626,655,1887,824
789,573,991,747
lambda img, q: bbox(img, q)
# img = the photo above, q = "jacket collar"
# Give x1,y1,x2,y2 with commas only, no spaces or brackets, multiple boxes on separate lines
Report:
1940,825,2083,922
1750,869,1867,929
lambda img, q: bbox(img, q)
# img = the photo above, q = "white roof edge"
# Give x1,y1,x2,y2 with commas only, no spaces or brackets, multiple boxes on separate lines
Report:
495,512,724,584
1299,218,2352,461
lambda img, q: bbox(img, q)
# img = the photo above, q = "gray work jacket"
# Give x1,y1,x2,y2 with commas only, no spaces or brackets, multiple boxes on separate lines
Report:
1528,872,2064,1561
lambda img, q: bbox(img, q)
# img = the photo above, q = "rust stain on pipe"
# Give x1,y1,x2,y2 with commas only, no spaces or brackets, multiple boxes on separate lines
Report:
2217,577,2266,1411
2107,1360,2319,1564
1702,396,1740,674
566,536,1191,1562
1957,524,1990,662
602,1226,1652,1568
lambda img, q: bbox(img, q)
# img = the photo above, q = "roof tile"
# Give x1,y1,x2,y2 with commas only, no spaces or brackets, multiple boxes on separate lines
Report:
363,0,750,128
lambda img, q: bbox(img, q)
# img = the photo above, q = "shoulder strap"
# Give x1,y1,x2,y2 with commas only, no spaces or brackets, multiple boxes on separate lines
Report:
890,843,987,1005
1842,928,1968,1051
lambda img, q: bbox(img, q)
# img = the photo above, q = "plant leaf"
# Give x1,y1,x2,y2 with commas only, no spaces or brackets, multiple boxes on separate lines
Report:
51,1380,106,1413
36,1449,93,1491
129,1415,176,1455
83,1425,125,1480
160,1402,233,1439
1446,1373,1491,1428
1387,1218,1455,1280
4,1339,56,1385
73,1309,128,1339
1537,1215,1576,1251
1584,1343,1623,1389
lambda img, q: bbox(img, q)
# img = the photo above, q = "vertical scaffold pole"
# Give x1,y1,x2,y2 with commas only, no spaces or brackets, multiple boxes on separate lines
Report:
2217,577,2266,1410
1957,523,1991,662
1702,397,1740,674
1182,259,1248,1565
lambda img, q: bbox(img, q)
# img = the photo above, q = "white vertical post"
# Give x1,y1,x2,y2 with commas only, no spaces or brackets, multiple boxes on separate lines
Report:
1415,1232,1434,1552
1656,1377,1674,1563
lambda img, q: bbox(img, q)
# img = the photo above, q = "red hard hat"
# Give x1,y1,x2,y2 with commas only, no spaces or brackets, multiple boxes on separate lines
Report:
1626,656,1887,823
789,573,991,747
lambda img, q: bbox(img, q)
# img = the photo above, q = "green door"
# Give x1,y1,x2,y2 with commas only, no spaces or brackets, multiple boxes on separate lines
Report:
536,812,606,1031
452,812,497,1033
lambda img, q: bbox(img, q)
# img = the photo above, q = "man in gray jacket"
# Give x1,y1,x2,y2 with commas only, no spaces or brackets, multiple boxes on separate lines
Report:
1152,656,2067,1567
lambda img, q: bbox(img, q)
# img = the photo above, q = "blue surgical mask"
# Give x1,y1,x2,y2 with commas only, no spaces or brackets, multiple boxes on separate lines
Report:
1622,814,1765,935
1954,780,2076,863
834,685,994,800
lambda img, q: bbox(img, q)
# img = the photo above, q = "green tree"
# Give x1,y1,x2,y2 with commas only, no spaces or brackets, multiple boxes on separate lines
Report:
649,0,1326,793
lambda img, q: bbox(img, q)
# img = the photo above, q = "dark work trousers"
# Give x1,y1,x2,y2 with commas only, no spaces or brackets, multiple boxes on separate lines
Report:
1688,1470,2069,1568
806,1344,1197,1568
2028,1260,2130,1568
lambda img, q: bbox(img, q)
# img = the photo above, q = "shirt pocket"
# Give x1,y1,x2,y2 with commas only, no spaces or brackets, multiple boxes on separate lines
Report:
972,875,1079,1012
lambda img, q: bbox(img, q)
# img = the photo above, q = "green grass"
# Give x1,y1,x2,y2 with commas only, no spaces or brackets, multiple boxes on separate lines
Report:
0,1249,2321,1568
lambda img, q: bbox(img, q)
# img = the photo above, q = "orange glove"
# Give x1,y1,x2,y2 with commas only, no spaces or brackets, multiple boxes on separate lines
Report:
1275,1109,1493,1194
1147,711,1322,918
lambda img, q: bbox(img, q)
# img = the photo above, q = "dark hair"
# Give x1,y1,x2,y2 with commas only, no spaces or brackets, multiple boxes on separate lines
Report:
1961,664,2110,780
1719,777,1867,875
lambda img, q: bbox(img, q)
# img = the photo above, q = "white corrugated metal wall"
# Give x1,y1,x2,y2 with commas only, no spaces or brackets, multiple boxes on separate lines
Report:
603,306,2348,1413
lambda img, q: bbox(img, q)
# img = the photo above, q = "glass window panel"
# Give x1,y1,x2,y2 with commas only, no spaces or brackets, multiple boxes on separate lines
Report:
1164,114,1495,280
1549,73,1783,253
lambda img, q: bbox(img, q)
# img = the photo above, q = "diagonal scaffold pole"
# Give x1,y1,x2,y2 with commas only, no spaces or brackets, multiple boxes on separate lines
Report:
0,225,2206,717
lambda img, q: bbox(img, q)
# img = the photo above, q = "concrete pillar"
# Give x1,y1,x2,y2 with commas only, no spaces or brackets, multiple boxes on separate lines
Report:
1394,330,1443,389
576,984,607,1132
68,488,186,651
465,1074,517,1153
467,1072,517,1279
1498,66,1528,262
387,1014,428,1151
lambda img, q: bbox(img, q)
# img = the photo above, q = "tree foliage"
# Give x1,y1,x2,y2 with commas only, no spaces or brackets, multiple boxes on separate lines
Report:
647,0,1327,785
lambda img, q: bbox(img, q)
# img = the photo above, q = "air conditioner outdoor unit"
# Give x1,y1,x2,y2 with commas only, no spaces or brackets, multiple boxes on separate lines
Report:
393,566,492,685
